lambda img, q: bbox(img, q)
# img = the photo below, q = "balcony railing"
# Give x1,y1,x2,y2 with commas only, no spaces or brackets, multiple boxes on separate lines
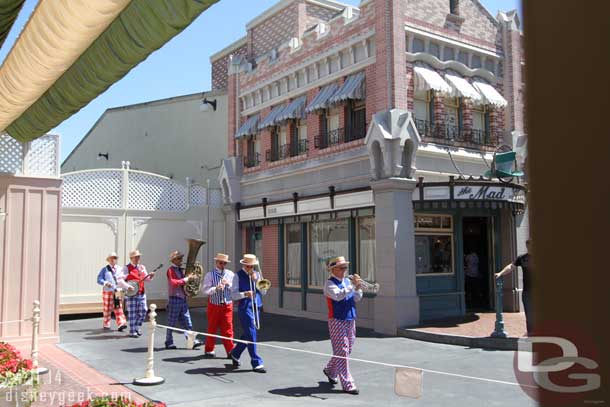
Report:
266,140,309,162
314,124,367,150
243,153,261,168
414,119,497,147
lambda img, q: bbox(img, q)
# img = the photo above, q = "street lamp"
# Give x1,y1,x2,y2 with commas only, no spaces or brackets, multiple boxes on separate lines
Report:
97,152,109,160
200,97,217,112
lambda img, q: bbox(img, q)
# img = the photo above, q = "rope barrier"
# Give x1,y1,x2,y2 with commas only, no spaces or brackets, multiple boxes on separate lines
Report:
155,323,536,389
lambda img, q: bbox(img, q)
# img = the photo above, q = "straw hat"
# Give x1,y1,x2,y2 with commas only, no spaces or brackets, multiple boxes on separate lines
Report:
169,250,184,262
239,254,259,266
129,249,142,258
106,252,118,262
327,256,350,270
214,253,231,263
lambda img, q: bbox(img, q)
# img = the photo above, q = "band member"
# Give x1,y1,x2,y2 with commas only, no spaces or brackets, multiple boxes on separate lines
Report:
96,252,127,331
229,254,267,373
202,253,235,357
120,249,156,338
323,256,363,395
165,250,203,350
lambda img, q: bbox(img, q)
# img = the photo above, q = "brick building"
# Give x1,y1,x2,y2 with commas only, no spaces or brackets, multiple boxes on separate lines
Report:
214,0,526,334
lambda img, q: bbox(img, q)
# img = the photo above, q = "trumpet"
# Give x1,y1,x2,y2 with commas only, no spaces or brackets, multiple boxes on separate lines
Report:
347,274,380,294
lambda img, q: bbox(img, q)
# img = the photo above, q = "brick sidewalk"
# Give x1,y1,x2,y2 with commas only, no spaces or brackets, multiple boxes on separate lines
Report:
31,345,149,406
414,312,527,337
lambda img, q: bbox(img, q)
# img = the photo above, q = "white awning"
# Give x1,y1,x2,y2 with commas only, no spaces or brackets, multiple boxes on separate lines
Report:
472,80,508,107
413,65,452,94
235,114,260,138
305,83,339,113
258,104,288,129
444,73,483,102
328,71,366,104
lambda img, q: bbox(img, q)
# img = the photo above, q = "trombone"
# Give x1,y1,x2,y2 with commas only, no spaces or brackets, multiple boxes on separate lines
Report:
249,264,271,330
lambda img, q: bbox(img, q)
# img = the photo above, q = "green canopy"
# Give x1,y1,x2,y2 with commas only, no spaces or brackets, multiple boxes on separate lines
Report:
5,0,219,142
0,0,24,50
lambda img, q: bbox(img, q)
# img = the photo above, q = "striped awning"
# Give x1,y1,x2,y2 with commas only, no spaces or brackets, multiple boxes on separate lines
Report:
445,73,483,102
413,65,452,95
258,104,287,130
472,80,508,107
328,71,366,104
235,114,260,138
305,83,339,113
275,95,307,123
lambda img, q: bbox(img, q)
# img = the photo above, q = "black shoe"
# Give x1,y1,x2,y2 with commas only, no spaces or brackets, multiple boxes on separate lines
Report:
253,365,267,373
344,388,359,395
136,331,143,337
118,325,127,332
165,344,177,350
103,327,111,331
192,340,204,350
229,352,240,368
323,368,338,385
204,351,215,358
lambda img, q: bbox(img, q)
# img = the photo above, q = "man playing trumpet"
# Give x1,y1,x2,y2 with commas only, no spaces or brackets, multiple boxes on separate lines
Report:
201,253,235,357
323,256,363,395
165,250,203,350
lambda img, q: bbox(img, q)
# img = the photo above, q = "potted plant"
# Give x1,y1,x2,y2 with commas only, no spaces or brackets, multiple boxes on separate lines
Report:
67,397,166,407
0,342,38,407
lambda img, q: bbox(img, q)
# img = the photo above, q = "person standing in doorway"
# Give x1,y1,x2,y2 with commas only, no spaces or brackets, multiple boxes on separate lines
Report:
323,256,363,395
96,252,127,331
496,239,533,334
202,253,235,358
464,249,482,307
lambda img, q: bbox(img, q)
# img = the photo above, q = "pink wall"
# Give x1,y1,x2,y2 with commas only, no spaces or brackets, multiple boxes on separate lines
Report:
0,175,61,348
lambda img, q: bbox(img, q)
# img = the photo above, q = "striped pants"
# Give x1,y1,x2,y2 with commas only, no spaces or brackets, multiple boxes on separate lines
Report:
126,294,147,335
326,318,357,391
165,296,193,346
102,291,126,328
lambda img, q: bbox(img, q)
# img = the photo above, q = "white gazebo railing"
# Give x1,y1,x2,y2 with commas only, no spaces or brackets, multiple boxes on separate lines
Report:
0,133,60,178
61,162,222,211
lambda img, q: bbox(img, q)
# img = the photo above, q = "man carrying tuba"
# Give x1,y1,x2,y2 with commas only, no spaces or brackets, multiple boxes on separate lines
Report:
201,253,235,358
165,250,203,350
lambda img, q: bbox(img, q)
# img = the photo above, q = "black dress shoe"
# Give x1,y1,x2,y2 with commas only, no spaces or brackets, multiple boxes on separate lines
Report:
253,366,267,373
229,352,240,368
323,368,338,385
344,388,359,395
165,344,177,350
192,340,204,350
118,325,127,332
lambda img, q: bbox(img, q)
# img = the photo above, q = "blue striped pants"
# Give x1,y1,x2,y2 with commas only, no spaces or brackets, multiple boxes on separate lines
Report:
326,318,357,391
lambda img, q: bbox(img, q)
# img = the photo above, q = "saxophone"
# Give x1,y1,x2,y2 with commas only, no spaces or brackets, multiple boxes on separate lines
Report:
184,239,205,297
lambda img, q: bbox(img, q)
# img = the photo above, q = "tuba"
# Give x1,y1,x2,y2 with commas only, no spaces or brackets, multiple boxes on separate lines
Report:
184,239,205,297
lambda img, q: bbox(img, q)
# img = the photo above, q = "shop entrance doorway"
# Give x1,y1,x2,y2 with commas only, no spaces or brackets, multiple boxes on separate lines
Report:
463,217,493,310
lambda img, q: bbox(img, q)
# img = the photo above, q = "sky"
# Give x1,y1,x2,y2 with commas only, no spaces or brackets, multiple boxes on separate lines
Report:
0,0,521,161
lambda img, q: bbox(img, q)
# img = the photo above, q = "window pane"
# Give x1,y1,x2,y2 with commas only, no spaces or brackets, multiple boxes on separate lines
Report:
414,98,428,121
285,224,302,287
358,217,376,282
415,235,453,274
309,219,349,287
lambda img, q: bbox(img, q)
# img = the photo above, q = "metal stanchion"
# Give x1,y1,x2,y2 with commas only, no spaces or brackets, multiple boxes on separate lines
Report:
133,304,165,386
490,277,508,338
31,300,49,375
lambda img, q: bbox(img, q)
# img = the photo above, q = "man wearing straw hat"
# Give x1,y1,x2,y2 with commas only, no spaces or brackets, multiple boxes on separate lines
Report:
96,252,127,331
165,250,203,350
323,256,363,395
120,249,156,338
229,254,267,373
202,253,235,357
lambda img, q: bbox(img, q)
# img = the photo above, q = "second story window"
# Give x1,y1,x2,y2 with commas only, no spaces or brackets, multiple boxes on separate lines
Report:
472,106,491,145
345,100,366,142
414,90,434,137
449,0,459,15
444,97,462,140
244,135,260,168
290,119,308,157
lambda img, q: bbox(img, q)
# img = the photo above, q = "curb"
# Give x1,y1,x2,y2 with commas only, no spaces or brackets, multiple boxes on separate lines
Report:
397,328,518,351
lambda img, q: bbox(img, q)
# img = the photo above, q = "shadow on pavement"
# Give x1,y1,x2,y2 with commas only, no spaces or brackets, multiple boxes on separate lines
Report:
269,382,344,399
162,354,209,364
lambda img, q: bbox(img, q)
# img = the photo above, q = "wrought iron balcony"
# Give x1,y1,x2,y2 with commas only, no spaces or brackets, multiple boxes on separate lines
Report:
243,153,260,168
414,118,497,148
267,140,309,162
314,124,367,150
290,139,309,157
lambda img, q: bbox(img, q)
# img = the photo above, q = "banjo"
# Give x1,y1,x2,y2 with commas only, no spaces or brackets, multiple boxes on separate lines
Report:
124,264,163,297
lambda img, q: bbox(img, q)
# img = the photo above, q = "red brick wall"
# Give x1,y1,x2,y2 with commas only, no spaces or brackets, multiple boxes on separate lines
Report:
250,3,300,58
262,224,279,287
211,44,248,91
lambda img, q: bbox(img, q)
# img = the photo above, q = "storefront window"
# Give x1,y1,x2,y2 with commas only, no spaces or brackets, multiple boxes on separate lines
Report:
415,214,454,275
285,224,302,287
357,217,375,282
309,219,349,288
246,226,264,272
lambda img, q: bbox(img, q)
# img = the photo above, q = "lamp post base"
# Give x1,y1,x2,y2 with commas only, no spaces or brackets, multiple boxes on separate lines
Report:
133,376,165,386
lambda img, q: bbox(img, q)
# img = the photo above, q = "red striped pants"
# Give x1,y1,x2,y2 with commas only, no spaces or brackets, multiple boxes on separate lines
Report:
326,318,357,391
102,291,126,328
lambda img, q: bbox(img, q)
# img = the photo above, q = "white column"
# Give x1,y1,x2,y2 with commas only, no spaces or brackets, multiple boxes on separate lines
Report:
371,177,420,335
